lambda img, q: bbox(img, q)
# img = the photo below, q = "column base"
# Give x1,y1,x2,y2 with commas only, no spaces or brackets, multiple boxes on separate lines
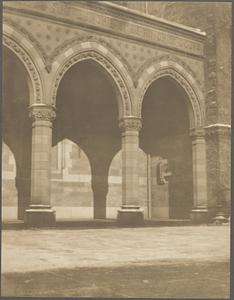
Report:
117,205,144,226
24,205,56,227
190,208,208,224
93,206,106,219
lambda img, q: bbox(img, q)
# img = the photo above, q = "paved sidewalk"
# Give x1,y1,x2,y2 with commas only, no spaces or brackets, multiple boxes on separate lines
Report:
2,225,230,273
1,225,230,298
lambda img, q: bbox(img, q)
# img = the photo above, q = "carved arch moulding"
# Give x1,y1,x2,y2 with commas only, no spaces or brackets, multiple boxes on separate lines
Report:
45,35,134,77
137,60,205,129
3,23,44,104
50,42,135,118
3,17,135,79
135,54,204,89
3,17,48,67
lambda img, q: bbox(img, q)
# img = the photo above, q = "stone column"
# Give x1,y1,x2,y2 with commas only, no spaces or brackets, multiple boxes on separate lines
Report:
189,128,208,223
117,116,144,225
24,104,56,227
205,124,231,220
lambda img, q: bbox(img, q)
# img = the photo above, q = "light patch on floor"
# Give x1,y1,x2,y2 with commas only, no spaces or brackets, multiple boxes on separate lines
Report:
2,225,230,274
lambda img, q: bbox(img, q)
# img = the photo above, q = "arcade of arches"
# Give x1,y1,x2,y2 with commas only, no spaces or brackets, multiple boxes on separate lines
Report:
2,45,209,226
2,2,231,227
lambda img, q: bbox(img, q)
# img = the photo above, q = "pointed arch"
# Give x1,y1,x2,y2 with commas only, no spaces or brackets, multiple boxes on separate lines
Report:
3,23,44,104
137,59,205,129
50,41,134,118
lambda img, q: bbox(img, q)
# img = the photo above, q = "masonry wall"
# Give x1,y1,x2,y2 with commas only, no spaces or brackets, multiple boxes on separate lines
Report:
132,2,232,214
3,2,230,221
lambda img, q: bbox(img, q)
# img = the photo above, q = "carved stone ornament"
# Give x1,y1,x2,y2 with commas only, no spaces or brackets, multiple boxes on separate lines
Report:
136,54,202,90
119,117,142,132
29,105,56,122
3,18,47,64
139,68,203,128
157,158,172,185
52,51,131,115
47,35,134,75
189,128,205,139
3,34,43,104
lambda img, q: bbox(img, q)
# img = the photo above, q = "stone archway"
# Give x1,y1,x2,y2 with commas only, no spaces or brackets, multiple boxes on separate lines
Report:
52,57,122,220
137,59,208,222
2,45,32,220
3,23,44,105
137,59,205,129
2,25,55,226
50,41,135,119
139,77,193,219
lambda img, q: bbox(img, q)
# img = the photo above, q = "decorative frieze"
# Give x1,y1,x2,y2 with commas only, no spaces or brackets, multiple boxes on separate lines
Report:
3,2,205,57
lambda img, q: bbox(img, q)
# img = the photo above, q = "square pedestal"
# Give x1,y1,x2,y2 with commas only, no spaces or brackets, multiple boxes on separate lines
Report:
190,208,208,224
117,206,144,226
24,206,56,227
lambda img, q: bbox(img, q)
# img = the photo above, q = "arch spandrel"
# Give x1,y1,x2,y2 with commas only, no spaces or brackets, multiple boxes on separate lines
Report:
50,42,134,119
136,60,205,129
3,23,44,105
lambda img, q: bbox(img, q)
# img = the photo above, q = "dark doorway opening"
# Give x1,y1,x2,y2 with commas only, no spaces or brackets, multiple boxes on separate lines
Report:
140,77,193,219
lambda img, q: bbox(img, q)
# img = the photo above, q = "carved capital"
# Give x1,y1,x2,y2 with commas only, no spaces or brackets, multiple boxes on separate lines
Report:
189,128,205,140
119,117,142,132
29,105,56,123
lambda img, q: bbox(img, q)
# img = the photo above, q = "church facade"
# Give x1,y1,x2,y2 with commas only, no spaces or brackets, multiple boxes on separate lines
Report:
2,1,231,226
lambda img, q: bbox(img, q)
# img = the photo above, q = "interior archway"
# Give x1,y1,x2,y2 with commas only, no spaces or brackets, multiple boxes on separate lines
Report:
53,59,121,220
139,77,193,219
2,46,32,220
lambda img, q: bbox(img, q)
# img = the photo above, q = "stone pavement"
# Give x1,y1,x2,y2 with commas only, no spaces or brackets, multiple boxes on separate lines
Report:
2,225,230,273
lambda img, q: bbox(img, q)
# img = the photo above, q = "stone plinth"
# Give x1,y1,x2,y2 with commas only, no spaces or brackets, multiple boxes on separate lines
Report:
117,205,144,226
190,207,208,224
24,205,56,227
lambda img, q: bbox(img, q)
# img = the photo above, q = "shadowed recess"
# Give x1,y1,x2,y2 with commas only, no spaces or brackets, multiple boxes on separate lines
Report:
53,59,121,219
2,46,32,220
140,77,193,219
